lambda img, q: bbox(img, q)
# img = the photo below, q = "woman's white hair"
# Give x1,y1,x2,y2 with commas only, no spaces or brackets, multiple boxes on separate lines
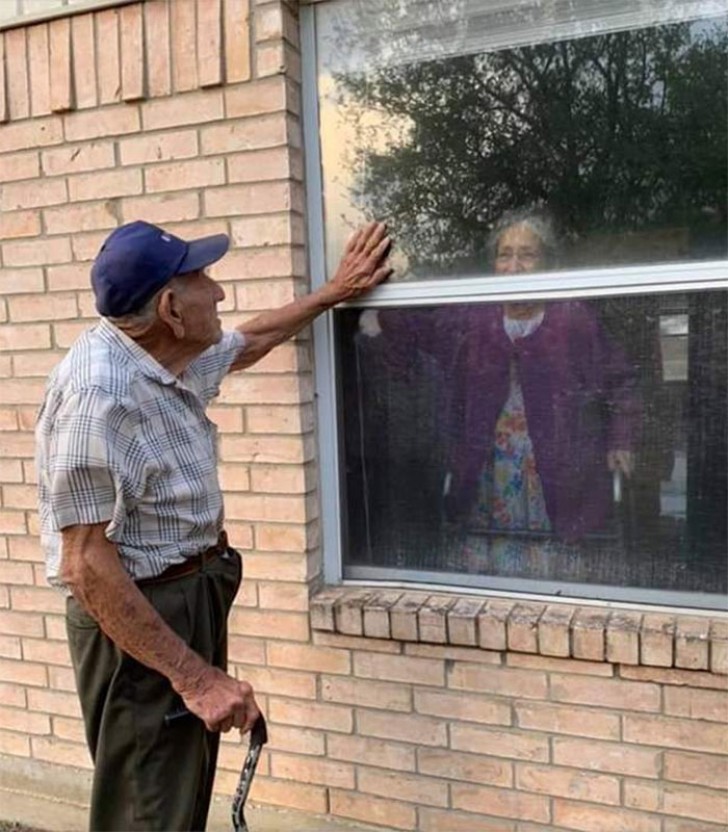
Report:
486,207,559,269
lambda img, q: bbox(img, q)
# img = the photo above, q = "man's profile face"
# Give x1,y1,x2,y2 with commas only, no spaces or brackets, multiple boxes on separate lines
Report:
173,270,226,350
494,224,545,275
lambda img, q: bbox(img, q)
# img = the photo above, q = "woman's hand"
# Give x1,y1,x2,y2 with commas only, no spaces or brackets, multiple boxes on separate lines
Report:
607,450,635,477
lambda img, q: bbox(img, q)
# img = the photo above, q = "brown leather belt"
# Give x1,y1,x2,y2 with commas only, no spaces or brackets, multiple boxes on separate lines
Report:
136,531,229,588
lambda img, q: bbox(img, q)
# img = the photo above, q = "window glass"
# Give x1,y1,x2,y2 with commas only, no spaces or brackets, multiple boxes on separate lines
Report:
336,290,727,600
316,0,728,280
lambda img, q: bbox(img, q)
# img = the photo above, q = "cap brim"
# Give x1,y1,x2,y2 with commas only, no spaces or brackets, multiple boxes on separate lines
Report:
176,233,230,275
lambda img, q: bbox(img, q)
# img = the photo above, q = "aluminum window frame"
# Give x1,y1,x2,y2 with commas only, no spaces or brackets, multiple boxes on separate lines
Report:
301,4,728,611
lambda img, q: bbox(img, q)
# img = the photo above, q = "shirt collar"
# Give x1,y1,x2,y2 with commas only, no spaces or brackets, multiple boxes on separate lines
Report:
96,317,179,387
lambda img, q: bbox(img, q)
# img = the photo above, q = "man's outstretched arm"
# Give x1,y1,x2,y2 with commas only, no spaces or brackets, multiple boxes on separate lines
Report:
230,221,392,372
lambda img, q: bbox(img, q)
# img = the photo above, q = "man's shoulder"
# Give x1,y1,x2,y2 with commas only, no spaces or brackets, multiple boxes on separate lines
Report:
49,326,138,403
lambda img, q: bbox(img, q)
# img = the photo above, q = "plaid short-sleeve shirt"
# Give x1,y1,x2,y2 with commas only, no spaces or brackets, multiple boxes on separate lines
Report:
36,317,246,588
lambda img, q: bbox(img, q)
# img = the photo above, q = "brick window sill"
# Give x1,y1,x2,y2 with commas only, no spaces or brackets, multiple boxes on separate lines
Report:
310,587,728,675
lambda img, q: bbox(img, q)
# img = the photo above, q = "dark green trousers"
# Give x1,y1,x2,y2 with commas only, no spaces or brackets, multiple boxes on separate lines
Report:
66,549,242,832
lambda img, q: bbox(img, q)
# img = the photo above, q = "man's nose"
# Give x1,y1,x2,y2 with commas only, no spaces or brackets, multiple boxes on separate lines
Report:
215,282,226,303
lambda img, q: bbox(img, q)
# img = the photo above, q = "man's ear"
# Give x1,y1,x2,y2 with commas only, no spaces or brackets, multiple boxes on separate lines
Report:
157,286,186,339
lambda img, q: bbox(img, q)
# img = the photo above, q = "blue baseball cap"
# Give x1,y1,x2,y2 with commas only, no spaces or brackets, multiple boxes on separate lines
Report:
91,221,230,317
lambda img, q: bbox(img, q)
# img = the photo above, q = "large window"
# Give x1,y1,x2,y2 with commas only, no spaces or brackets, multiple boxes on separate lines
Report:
306,0,728,608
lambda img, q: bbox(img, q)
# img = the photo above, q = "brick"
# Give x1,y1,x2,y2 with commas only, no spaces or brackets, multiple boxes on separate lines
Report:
227,635,265,666
225,77,285,120
516,702,620,740
322,675,411,712
229,608,308,641
71,14,97,109
256,41,286,78
270,752,354,789
247,777,326,814
65,106,140,142
207,405,244,432
96,8,121,104
334,589,372,637
0,636,21,660
570,607,609,660
0,151,39,182
417,594,455,644
479,600,514,650
141,90,224,131
121,192,200,225
0,268,44,296
0,658,46,687
225,492,308,523
0,379,47,405
264,724,324,757
197,0,223,87
507,603,544,653
49,18,72,113
625,781,728,825
52,716,86,744
360,766,448,808
329,789,416,831
145,157,225,193
227,146,298,184
550,672,660,712
0,704,49,735
670,617,708,671
119,130,198,166
620,664,728,690
0,728,30,757
27,23,51,117
389,592,429,641
0,431,35,458
269,698,352,733
0,461,23,484
244,552,308,582
554,737,661,777
0,512,28,535
710,620,728,675
641,613,676,667
201,112,288,156
246,403,312,434
448,663,547,699
22,637,72,667
446,597,485,646
239,665,315,699
361,590,401,639
267,642,350,674
0,118,63,155
606,609,642,664
143,0,171,98
624,713,728,753
358,710,447,747
120,4,144,101
451,722,549,762
327,733,415,772
31,736,92,770
205,181,294,217
0,210,40,240
1,179,66,212
354,651,443,687
8,294,77,323
68,169,142,202
42,142,114,177
249,465,308,494
312,631,402,655
171,0,198,92
224,0,251,83
664,751,728,790
257,582,308,612
516,762,620,805
418,748,512,787
415,688,511,726
664,686,728,722
10,586,66,614
553,800,661,832
419,809,514,832
44,202,118,235
5,28,30,121
451,783,550,823
0,682,26,709
2,484,38,509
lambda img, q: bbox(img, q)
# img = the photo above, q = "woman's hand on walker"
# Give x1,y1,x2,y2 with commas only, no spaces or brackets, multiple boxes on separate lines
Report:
607,450,634,478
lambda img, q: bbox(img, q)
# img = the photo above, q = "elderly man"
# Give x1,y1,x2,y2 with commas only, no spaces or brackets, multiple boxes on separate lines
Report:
35,219,391,831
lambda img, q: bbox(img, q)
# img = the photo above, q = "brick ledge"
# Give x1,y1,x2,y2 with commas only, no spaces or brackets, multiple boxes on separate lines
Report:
310,587,728,675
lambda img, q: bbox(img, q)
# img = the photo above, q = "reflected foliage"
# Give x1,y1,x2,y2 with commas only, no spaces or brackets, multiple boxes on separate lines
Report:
336,18,728,271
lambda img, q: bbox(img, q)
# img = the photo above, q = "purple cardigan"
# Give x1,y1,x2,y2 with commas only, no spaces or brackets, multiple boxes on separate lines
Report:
377,302,641,541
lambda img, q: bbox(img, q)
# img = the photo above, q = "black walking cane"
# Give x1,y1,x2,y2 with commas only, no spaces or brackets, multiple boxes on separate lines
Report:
165,708,268,832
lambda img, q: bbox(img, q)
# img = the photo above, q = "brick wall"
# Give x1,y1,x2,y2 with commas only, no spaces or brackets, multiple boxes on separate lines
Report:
1,2,727,831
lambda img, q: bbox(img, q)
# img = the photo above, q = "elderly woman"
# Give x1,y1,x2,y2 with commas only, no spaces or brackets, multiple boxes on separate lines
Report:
365,209,640,572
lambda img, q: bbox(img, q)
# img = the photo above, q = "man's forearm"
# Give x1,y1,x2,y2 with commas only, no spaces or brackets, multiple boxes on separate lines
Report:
61,524,208,695
233,284,342,370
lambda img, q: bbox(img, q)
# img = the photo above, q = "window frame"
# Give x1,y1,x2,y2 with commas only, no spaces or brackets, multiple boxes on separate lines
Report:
301,3,728,611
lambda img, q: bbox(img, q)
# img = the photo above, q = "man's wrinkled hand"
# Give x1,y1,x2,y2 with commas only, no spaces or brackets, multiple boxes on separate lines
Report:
329,221,393,301
179,665,260,735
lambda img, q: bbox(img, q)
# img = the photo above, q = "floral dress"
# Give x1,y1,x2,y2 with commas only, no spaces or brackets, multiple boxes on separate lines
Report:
467,310,564,574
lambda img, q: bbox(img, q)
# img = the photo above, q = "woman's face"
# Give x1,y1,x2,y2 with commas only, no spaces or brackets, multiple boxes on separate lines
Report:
494,224,545,275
